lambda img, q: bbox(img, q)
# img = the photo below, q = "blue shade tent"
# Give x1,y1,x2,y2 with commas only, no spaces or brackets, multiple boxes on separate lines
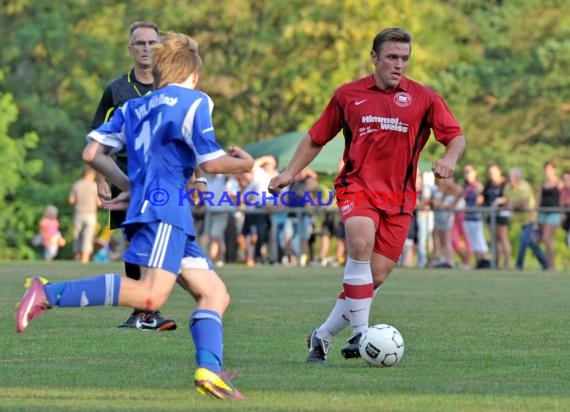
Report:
242,131,345,175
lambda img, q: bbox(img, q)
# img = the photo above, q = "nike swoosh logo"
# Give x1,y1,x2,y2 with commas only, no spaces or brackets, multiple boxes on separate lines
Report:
355,99,367,106
136,319,158,328
349,308,366,313
21,291,36,329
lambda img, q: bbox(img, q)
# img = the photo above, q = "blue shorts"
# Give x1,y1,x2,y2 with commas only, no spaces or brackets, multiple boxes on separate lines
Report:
537,212,561,226
123,221,212,275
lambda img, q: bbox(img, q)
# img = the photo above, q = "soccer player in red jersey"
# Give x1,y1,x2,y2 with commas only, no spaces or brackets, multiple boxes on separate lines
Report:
269,27,466,364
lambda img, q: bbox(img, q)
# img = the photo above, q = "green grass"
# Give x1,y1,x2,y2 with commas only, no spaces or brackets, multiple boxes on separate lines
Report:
1,261,569,411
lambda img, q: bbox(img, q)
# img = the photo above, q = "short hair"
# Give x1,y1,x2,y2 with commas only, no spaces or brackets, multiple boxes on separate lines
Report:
44,205,59,218
152,31,202,89
510,167,523,179
372,27,412,54
463,164,477,175
544,160,556,169
128,21,159,39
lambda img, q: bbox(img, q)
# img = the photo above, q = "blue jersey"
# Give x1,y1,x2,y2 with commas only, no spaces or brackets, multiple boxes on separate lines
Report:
87,84,225,236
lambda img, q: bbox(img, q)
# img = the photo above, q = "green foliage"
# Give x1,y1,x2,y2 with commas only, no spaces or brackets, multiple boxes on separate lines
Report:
429,0,570,173
0,78,43,259
1,1,569,257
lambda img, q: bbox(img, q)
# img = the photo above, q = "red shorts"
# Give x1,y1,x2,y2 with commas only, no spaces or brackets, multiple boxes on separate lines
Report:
337,192,412,262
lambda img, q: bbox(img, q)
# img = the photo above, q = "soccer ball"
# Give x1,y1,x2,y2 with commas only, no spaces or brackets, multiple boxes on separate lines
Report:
359,324,404,367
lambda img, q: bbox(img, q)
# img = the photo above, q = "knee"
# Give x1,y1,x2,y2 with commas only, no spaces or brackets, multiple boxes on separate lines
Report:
220,290,231,312
209,288,231,314
348,237,374,259
194,283,231,314
141,290,169,312
212,285,231,312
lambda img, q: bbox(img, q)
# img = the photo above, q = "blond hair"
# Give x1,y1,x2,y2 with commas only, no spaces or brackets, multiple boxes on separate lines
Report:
152,31,202,89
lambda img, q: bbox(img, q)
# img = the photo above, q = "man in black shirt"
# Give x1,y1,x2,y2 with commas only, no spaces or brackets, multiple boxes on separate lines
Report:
91,21,176,331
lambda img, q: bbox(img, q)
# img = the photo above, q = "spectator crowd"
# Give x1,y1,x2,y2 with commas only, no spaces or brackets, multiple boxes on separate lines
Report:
190,158,570,272
35,157,570,270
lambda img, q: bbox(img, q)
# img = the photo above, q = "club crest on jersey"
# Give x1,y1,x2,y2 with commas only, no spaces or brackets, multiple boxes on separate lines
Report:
338,201,354,217
394,92,412,107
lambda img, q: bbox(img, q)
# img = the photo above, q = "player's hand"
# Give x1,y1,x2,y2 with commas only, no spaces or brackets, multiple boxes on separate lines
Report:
186,180,207,204
102,191,130,211
268,172,293,195
432,158,456,179
228,146,253,161
96,176,112,201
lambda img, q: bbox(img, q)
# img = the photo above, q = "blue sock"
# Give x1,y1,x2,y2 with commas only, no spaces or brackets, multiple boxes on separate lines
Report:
190,310,223,373
44,273,121,307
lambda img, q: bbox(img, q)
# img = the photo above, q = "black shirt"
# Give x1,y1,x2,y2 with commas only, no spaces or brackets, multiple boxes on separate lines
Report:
91,68,153,128
91,68,153,171
540,185,560,207
90,68,153,229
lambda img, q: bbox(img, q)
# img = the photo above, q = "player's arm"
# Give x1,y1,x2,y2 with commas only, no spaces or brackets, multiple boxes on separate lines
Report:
101,190,130,211
91,86,116,199
82,140,130,193
95,173,111,200
200,146,254,175
432,135,465,179
186,166,208,204
268,134,324,194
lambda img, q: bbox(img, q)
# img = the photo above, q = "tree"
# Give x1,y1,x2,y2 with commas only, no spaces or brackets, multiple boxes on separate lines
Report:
0,73,43,258
1,0,569,258
427,0,570,181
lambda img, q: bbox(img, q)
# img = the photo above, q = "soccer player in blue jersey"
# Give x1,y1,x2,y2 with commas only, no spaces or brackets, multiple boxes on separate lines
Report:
16,31,253,401
92,21,177,331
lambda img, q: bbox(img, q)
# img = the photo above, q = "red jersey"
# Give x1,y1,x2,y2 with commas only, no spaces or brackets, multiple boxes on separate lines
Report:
309,75,463,214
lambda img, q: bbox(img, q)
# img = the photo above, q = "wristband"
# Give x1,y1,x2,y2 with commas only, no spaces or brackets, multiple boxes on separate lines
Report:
194,177,208,185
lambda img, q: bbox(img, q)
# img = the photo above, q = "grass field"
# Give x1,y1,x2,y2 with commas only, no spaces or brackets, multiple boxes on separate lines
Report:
1,261,569,411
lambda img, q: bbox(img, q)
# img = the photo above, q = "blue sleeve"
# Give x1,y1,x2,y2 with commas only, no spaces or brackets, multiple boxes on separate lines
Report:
86,104,126,151
183,95,225,164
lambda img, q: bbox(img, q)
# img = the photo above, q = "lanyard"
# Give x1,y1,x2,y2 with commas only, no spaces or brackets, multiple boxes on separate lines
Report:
128,70,151,96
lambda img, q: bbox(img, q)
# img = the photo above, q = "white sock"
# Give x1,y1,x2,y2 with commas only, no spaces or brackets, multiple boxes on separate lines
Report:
317,277,383,342
343,257,373,336
316,294,349,342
